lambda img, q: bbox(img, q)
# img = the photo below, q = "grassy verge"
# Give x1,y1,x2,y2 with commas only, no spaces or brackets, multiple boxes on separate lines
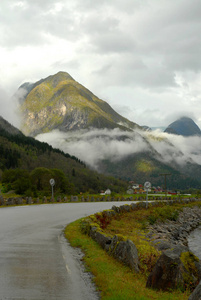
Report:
65,209,191,300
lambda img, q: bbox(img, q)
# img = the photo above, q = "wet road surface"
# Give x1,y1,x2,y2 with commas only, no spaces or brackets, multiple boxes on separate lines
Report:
0,202,131,300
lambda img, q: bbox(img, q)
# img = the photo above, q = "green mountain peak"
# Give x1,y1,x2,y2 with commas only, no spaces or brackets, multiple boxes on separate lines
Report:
19,71,139,136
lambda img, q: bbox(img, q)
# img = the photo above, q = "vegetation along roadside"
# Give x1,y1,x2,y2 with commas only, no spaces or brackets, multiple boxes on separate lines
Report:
64,200,201,299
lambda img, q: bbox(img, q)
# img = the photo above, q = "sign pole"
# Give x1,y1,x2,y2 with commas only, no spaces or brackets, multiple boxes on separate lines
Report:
49,179,55,201
144,181,151,209
52,185,54,199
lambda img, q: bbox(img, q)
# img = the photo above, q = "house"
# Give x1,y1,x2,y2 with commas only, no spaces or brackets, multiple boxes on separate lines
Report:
100,189,111,195
105,189,111,195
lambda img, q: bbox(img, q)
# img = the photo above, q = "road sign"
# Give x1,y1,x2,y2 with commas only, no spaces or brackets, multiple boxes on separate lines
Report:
50,179,55,186
144,181,151,190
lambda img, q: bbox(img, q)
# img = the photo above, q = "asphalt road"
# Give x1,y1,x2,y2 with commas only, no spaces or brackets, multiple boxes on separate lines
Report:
0,202,131,300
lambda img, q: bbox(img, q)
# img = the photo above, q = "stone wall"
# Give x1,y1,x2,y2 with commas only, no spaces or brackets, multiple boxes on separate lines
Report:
81,199,201,296
0,195,187,205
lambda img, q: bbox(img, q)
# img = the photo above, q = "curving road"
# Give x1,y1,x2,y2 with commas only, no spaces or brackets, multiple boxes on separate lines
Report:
0,202,131,300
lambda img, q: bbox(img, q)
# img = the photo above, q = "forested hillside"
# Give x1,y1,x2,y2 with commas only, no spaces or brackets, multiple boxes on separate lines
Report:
0,117,127,196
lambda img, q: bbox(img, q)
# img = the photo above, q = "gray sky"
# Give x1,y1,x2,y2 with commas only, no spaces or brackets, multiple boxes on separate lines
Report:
1,0,201,128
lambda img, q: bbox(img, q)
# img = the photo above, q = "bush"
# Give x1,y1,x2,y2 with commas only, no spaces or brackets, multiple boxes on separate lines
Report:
148,206,180,225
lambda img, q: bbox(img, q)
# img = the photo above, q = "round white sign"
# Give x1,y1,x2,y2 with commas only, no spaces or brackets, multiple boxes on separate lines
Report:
49,178,55,186
144,181,151,190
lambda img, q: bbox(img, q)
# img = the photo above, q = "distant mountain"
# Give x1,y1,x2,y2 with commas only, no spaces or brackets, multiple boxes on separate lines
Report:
19,71,140,136
164,117,201,136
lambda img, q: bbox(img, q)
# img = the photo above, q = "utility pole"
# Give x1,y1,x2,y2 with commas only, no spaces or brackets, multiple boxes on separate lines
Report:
160,173,171,196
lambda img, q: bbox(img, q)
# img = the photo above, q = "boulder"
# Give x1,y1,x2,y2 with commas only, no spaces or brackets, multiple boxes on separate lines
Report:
146,246,188,291
119,204,131,212
0,196,5,205
71,196,78,202
6,198,14,205
95,231,112,251
189,281,201,300
111,236,139,273
152,239,172,251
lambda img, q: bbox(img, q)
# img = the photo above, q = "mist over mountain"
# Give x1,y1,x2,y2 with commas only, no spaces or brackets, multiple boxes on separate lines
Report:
35,127,201,188
13,71,201,189
0,115,127,193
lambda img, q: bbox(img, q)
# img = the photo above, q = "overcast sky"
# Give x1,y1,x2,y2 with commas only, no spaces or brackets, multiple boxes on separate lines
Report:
1,0,201,128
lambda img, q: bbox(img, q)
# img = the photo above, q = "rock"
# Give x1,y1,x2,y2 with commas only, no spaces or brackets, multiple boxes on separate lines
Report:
147,206,201,248
195,261,201,280
94,231,112,251
26,197,32,204
57,196,61,202
6,198,14,205
121,204,131,212
102,210,116,218
152,239,172,251
111,205,120,213
16,197,23,205
146,246,188,291
71,196,78,202
111,237,139,273
189,281,201,300
0,196,5,205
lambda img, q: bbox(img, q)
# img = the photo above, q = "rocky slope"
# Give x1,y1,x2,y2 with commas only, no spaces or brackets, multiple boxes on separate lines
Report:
19,71,139,136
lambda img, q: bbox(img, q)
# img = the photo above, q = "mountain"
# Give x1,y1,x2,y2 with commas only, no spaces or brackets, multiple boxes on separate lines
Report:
16,72,201,190
0,116,127,194
19,71,140,136
98,152,201,190
164,117,201,136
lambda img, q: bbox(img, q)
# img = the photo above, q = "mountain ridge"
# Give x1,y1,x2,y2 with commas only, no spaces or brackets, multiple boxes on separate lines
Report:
19,71,140,136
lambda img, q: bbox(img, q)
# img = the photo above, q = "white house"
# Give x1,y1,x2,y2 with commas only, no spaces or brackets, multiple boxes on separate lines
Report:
105,188,111,195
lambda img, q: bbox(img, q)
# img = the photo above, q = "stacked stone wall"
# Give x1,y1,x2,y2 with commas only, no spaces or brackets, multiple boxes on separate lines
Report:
81,198,201,297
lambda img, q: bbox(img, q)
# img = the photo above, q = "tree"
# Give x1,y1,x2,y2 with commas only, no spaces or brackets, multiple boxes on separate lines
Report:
2,169,31,194
30,167,53,191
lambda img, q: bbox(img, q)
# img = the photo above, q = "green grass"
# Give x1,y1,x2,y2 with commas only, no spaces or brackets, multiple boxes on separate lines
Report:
65,218,190,300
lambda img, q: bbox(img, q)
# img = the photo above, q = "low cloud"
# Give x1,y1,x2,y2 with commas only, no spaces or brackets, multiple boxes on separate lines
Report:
143,129,201,166
0,87,21,128
36,128,149,169
35,127,201,171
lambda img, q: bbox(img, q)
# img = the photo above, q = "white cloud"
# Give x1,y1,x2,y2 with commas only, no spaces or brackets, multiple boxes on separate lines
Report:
35,127,201,171
36,128,150,169
143,130,201,165
0,87,21,127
